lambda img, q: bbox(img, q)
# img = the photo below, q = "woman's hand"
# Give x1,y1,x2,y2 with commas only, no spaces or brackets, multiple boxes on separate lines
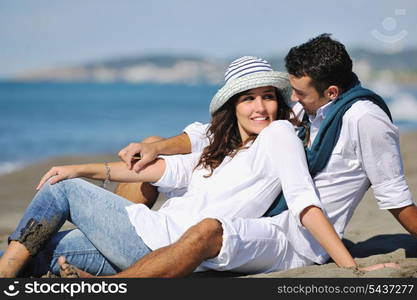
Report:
36,165,81,190
358,262,401,272
118,142,160,172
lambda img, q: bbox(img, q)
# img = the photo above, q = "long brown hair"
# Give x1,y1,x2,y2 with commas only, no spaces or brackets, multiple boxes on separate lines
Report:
195,87,297,177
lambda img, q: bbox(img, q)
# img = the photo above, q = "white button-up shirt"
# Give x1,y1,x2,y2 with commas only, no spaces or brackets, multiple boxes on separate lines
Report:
126,121,320,252
183,100,414,264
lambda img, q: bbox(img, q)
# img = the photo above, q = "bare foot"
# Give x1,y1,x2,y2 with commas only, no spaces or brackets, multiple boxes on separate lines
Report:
58,256,94,278
41,271,60,278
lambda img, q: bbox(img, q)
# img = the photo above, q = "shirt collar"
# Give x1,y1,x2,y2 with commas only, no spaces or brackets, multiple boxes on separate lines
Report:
308,100,333,123
307,82,364,122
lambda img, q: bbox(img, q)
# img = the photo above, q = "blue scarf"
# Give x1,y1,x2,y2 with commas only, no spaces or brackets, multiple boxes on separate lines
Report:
263,84,392,217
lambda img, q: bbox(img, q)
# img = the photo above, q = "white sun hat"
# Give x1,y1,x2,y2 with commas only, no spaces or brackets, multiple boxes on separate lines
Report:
209,56,292,115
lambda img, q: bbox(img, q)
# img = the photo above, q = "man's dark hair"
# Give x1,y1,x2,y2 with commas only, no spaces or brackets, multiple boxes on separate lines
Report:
285,33,357,95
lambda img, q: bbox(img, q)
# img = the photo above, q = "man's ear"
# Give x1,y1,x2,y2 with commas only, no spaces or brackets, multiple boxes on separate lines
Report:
326,85,340,100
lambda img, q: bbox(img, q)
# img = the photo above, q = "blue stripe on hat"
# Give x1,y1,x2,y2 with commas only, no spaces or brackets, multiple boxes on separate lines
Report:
228,56,268,67
224,56,272,82
228,69,272,80
226,60,272,75
225,64,272,83
226,57,271,74
228,56,256,66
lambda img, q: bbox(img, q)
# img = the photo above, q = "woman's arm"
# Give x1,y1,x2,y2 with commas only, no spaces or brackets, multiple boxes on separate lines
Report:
301,205,356,267
36,159,165,190
301,205,400,271
259,122,398,270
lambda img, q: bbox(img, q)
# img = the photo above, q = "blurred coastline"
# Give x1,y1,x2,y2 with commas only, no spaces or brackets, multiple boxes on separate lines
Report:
1,77,417,176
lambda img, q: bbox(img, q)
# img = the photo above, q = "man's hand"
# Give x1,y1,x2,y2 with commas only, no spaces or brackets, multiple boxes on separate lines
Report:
118,133,191,173
118,142,160,173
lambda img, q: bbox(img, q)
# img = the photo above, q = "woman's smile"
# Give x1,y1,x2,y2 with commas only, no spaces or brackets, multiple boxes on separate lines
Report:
235,86,278,142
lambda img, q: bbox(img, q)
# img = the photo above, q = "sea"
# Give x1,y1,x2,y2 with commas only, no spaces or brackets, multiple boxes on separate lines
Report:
1,81,417,175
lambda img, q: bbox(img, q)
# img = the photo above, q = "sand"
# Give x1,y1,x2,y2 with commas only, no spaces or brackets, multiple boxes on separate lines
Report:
1,132,417,278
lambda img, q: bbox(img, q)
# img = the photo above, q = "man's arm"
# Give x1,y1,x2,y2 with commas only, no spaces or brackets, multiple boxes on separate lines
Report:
389,205,417,237
354,106,415,234
153,133,192,155
119,133,192,172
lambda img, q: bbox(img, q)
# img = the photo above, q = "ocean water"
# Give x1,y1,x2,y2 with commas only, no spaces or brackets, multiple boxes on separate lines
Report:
0,82,216,174
1,81,417,175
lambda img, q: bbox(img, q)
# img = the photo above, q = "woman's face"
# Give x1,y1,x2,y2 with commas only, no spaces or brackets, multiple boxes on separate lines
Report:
235,86,278,142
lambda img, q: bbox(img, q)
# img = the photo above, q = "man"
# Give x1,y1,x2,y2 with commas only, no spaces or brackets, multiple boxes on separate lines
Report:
64,34,417,277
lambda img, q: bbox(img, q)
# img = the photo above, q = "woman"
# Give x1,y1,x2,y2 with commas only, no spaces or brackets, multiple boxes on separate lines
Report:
0,56,387,277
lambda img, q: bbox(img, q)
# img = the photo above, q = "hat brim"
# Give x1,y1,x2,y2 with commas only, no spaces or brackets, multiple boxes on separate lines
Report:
209,71,292,115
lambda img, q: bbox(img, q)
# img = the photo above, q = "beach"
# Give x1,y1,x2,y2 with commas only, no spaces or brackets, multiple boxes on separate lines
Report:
1,132,417,278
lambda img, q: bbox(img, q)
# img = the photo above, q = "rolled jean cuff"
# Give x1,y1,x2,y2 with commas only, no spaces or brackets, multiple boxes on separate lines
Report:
8,217,59,256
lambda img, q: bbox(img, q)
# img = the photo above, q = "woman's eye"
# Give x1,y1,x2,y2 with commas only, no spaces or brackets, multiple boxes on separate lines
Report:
264,94,276,100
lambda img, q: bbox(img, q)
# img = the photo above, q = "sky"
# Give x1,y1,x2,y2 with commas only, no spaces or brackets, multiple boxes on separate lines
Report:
1,0,417,78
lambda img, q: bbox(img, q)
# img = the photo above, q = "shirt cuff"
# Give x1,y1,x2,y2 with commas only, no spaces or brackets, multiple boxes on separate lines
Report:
151,155,189,198
372,175,414,209
183,122,210,153
287,191,323,228
150,155,171,188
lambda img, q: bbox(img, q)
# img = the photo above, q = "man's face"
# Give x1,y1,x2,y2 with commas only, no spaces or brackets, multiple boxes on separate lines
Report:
289,75,331,116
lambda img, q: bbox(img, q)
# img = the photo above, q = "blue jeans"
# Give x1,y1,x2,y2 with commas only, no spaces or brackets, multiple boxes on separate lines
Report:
4,178,151,277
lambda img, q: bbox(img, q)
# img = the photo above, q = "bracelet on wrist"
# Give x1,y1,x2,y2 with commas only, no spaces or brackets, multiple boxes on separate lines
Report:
102,162,111,189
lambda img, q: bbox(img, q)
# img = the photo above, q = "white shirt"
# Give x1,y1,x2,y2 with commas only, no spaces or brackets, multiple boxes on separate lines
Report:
183,100,414,264
126,120,321,251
